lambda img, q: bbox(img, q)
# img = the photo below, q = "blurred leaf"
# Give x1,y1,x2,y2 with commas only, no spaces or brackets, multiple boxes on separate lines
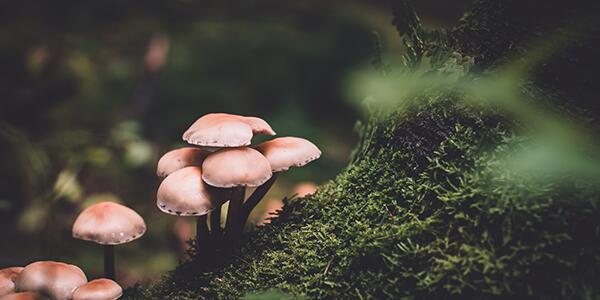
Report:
124,140,154,168
53,168,83,203
18,203,48,232
111,121,143,144
346,44,600,187
84,147,112,166
66,51,94,80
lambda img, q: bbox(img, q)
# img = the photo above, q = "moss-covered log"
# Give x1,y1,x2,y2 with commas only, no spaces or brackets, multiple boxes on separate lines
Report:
125,0,600,298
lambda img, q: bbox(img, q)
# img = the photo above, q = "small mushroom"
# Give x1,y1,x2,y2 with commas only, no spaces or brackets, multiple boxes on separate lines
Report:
72,279,122,300
0,267,23,297
15,261,87,300
201,147,272,188
157,167,226,216
182,113,275,147
201,147,273,238
156,147,210,177
256,137,322,172
72,202,146,280
0,292,49,300
157,166,229,248
240,137,321,229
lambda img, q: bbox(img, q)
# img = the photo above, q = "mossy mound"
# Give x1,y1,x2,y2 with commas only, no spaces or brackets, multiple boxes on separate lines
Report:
126,0,600,299
127,98,600,299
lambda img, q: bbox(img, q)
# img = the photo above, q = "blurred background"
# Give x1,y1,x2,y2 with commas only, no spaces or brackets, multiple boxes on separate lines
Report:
0,0,471,286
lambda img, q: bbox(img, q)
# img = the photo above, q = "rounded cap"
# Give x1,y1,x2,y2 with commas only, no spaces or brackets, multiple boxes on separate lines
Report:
182,113,275,147
72,202,146,245
156,147,209,177
157,167,228,216
202,147,272,188
72,279,122,300
0,268,24,297
0,292,49,300
15,261,87,300
256,137,321,172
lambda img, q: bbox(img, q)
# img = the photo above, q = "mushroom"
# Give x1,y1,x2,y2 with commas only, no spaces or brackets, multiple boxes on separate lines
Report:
72,202,146,280
156,146,224,241
255,137,322,172
0,292,49,300
240,137,321,228
0,267,23,297
156,166,229,249
156,147,210,177
15,261,87,300
182,113,275,147
201,147,273,188
201,147,272,238
72,279,122,300
163,114,321,243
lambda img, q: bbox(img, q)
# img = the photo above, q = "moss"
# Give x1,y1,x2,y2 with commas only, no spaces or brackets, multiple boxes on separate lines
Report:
125,1,600,299
127,96,600,299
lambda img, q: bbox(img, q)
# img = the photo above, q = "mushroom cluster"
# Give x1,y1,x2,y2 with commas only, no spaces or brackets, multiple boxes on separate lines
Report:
156,113,321,249
0,261,122,300
0,199,144,299
2,112,319,299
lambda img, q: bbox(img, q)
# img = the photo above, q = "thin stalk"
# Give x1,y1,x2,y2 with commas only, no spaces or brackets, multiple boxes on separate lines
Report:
240,173,278,230
225,186,245,240
104,245,115,280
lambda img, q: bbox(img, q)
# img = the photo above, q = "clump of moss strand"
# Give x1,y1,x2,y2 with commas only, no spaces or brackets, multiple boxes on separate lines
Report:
124,0,600,298
125,97,600,299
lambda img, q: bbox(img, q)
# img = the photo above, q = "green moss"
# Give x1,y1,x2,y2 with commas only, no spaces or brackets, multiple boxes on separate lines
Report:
125,0,600,299
126,97,599,299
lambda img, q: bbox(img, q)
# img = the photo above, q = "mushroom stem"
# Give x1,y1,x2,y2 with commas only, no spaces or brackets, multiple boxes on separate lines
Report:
104,245,115,280
225,186,245,240
240,173,278,230
196,214,210,253
210,204,222,239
